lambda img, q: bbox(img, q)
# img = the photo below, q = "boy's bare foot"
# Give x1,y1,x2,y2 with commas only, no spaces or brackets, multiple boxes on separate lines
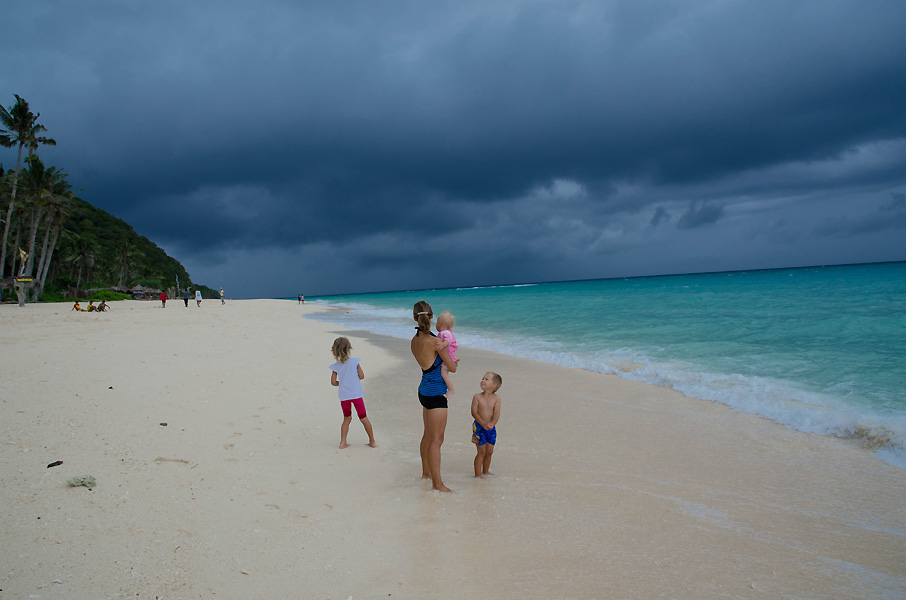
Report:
483,470,494,476
367,440,377,448
422,473,431,480
433,484,453,493
339,442,350,449
474,474,483,479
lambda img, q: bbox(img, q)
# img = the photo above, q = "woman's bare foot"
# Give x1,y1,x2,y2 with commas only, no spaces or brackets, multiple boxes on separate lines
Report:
367,440,377,448
433,483,453,493
339,442,350,449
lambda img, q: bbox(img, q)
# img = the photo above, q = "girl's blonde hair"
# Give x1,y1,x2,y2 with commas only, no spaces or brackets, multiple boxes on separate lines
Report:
413,301,433,333
331,337,352,363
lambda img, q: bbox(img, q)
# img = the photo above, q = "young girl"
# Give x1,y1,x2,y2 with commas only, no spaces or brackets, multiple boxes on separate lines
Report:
436,311,459,395
329,337,376,449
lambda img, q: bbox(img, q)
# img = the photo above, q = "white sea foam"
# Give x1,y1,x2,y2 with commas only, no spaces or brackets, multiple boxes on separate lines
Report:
306,300,906,469
308,264,906,469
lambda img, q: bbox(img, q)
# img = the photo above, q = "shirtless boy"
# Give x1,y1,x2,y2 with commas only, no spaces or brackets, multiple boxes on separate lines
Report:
471,372,502,478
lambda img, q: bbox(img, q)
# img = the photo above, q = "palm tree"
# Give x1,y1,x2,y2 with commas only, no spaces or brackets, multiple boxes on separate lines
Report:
0,95,56,297
18,157,68,280
65,232,98,293
34,176,74,298
116,238,143,287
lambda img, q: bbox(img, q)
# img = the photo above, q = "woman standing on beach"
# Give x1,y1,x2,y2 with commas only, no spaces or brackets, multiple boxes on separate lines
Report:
411,301,457,492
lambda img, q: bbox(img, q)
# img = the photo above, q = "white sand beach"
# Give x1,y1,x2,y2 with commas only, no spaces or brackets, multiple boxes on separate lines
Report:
2,299,905,599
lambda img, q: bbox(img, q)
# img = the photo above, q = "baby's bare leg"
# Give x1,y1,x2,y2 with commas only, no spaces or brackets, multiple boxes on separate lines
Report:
441,364,454,395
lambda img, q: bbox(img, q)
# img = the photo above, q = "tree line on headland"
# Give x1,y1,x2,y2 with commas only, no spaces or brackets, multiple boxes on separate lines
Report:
1,94,215,303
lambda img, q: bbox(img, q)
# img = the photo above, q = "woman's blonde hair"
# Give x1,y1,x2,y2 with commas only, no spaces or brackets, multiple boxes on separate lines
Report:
413,301,433,333
331,337,352,363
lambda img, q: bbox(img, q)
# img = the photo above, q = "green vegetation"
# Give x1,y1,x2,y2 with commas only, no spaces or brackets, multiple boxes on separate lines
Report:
1,94,215,301
87,289,133,302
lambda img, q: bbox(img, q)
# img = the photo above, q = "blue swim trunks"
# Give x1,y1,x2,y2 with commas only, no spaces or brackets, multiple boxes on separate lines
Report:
472,421,497,446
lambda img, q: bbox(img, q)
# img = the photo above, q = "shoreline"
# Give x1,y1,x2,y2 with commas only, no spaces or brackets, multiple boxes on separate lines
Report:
308,299,906,472
2,299,905,598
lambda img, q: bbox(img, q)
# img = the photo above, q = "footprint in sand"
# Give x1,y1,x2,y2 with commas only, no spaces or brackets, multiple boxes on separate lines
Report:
223,443,234,450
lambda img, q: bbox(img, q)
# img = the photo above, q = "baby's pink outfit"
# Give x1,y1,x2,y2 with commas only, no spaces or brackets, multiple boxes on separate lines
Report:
438,329,457,361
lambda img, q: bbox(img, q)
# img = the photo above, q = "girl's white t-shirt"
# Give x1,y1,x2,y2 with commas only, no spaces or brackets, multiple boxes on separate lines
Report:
329,358,364,401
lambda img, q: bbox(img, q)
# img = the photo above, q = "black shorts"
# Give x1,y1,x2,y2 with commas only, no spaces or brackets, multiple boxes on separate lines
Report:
418,392,448,410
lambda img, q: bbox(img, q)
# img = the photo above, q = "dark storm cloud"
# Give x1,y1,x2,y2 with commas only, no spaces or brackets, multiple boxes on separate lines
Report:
2,0,905,296
650,206,671,228
677,201,724,230
815,192,906,237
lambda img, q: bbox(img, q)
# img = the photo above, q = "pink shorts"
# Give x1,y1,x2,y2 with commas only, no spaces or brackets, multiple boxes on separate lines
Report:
341,397,367,419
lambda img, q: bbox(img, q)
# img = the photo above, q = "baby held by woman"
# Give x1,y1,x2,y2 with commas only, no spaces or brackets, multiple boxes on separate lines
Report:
436,311,459,394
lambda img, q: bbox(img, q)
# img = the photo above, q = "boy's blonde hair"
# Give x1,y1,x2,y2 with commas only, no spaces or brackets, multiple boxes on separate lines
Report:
487,371,502,392
437,310,455,329
331,337,352,363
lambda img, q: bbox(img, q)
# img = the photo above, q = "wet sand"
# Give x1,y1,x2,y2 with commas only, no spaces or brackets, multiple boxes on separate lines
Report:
2,299,904,599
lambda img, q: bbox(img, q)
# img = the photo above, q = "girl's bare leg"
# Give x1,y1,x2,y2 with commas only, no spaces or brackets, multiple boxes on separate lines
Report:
339,416,352,449
359,416,376,447
422,407,452,492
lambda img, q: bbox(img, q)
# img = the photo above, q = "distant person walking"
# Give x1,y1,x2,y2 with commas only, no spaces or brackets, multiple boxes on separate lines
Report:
183,287,190,307
160,291,168,308
195,289,202,307
220,288,225,305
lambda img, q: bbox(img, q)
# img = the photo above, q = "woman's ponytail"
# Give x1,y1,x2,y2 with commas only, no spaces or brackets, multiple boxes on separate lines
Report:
413,301,433,332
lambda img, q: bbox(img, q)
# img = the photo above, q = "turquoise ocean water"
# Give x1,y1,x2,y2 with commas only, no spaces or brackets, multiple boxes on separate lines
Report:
304,262,906,469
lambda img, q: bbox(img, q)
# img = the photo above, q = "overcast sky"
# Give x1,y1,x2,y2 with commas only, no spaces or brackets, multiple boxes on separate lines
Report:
3,1,905,297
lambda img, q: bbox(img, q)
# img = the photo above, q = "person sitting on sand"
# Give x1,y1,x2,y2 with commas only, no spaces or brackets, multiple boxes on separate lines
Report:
471,372,502,478
97,300,109,311
86,300,97,312
71,301,82,311
329,337,376,449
